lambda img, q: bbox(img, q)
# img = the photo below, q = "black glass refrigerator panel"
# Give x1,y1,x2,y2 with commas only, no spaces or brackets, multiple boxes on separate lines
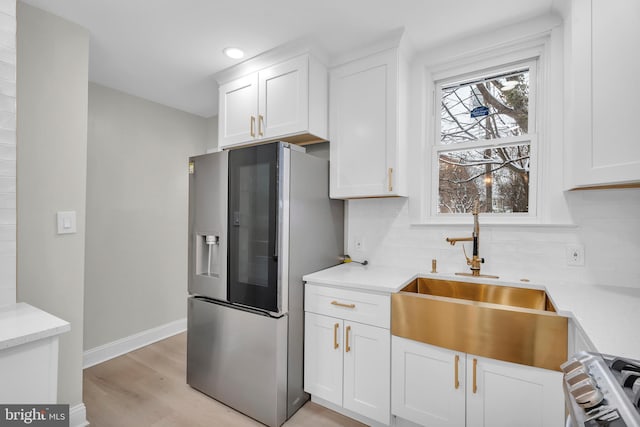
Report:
227,143,279,313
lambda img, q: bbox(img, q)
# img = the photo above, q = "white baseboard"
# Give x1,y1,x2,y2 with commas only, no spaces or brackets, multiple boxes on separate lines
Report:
70,403,88,427
83,318,187,369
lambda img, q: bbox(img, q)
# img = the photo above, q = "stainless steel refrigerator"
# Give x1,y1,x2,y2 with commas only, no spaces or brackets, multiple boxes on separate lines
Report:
186,142,344,427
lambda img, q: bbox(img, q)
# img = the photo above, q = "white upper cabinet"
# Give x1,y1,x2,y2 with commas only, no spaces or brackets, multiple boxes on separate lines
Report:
219,74,258,146
218,54,327,149
568,0,640,188
258,55,309,139
329,48,408,199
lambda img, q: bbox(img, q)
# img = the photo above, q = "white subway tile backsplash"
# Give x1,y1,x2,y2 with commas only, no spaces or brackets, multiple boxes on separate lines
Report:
0,110,15,130
0,145,15,163
0,192,14,208
0,128,16,145
0,61,13,83
0,3,15,16
347,189,640,289
0,0,15,305
0,239,13,256
0,176,15,193
0,224,14,241
0,11,15,31
0,208,14,224
0,158,15,176
0,94,14,114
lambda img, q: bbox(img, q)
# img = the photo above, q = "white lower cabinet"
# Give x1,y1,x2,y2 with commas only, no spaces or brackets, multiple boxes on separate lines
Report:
304,312,344,405
305,312,391,425
392,337,564,427
304,283,391,425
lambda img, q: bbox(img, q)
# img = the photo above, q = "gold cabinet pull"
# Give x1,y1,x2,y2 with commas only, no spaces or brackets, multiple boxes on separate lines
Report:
388,167,393,192
331,300,356,309
473,358,478,394
454,354,460,389
345,325,351,353
250,116,256,137
258,114,264,136
333,323,339,349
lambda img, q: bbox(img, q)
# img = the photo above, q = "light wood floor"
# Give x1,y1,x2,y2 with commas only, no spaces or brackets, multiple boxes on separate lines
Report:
83,332,366,427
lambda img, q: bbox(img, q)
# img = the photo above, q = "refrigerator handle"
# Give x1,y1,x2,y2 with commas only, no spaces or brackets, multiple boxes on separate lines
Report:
273,146,281,262
273,220,278,261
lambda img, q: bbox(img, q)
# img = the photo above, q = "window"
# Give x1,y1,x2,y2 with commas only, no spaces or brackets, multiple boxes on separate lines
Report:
432,60,537,217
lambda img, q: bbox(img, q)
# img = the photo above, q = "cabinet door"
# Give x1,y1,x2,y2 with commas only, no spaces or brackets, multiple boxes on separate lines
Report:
218,74,258,148
330,49,402,198
258,55,309,139
466,355,564,427
391,337,465,427
570,0,640,187
343,322,390,425
304,312,343,406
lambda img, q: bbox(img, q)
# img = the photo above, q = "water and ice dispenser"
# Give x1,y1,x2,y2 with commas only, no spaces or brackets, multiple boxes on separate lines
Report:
195,233,221,278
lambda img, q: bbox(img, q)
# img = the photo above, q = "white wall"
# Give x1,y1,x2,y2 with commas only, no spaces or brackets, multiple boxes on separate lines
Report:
84,83,208,350
0,0,15,306
16,1,88,410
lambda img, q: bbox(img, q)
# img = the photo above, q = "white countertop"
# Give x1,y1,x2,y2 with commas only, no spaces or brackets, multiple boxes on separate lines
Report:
0,302,71,350
303,263,640,359
303,263,417,293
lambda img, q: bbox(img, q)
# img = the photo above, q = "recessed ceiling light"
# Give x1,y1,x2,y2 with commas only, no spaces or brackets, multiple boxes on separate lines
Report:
223,47,244,59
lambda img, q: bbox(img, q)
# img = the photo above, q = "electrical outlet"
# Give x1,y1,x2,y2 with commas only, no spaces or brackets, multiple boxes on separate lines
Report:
354,236,364,251
566,244,585,266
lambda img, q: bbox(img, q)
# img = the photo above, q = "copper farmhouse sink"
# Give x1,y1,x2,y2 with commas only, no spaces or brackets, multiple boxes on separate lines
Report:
391,277,568,371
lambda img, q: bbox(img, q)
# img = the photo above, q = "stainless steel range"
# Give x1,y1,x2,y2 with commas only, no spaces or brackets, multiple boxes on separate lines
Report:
562,352,640,426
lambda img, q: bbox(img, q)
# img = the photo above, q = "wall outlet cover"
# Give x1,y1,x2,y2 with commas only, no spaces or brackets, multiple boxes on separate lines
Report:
354,236,364,251
566,244,585,266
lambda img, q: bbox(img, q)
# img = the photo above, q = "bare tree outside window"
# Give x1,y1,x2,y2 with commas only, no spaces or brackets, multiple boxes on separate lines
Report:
437,69,531,214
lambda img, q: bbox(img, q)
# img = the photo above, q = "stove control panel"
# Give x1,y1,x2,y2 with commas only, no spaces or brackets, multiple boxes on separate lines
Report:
562,352,640,427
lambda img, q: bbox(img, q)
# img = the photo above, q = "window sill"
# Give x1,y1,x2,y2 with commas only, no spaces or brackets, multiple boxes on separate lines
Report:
413,216,577,227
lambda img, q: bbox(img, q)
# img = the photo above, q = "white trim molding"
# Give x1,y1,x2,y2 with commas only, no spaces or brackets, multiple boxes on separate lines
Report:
70,403,88,427
83,318,187,369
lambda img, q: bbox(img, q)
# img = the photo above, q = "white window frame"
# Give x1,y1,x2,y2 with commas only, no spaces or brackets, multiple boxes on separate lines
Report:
424,41,548,225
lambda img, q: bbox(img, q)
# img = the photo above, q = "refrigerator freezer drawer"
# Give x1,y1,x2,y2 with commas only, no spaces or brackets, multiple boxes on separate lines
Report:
186,297,288,427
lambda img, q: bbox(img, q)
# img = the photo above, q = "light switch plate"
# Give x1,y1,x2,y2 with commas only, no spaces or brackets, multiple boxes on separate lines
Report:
57,211,77,234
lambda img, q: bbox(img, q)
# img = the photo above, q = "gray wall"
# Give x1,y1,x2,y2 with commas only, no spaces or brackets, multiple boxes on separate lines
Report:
0,0,16,306
84,83,207,349
16,2,88,408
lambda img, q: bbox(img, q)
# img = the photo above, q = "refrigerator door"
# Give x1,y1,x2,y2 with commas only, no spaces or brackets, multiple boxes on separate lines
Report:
187,296,288,427
188,150,228,301
227,143,281,313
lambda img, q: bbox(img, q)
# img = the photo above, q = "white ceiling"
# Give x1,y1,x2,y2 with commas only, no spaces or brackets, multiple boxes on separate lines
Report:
20,0,559,118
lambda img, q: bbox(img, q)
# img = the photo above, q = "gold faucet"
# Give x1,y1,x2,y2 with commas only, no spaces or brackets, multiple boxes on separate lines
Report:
445,201,498,279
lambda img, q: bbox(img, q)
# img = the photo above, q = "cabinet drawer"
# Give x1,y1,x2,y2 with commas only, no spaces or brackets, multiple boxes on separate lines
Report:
305,283,390,329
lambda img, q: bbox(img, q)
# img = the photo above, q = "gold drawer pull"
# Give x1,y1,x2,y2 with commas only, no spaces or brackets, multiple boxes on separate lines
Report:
333,323,339,349
388,167,393,192
331,300,356,309
473,358,478,394
250,116,256,137
345,325,351,353
258,114,264,136
454,354,460,389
